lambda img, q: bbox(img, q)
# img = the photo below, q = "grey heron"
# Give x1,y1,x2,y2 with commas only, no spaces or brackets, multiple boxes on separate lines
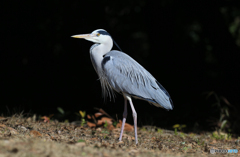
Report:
71,29,173,144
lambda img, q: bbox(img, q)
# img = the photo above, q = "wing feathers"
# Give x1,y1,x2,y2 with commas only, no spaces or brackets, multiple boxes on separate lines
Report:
102,50,173,110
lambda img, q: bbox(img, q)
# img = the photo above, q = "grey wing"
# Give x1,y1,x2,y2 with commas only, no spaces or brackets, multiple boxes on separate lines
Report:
102,50,173,110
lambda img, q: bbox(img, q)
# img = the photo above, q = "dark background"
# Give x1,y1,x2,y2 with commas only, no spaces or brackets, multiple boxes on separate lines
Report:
1,0,240,133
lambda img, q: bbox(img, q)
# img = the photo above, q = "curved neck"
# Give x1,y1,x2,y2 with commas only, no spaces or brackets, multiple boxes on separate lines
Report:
93,40,113,55
90,42,113,76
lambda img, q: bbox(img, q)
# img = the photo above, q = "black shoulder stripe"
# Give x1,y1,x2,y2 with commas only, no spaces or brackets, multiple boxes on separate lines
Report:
102,56,111,65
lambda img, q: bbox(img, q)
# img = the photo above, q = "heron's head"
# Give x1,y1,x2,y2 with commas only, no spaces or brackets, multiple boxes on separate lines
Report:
71,29,112,44
72,29,122,51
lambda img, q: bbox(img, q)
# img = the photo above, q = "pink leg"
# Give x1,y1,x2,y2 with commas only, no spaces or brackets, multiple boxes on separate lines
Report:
126,96,138,144
119,97,128,141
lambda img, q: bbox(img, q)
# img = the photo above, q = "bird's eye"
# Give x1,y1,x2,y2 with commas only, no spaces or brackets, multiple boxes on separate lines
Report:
96,33,100,37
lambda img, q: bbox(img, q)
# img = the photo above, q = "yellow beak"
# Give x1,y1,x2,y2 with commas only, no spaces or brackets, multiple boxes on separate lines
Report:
71,33,99,43
71,34,94,39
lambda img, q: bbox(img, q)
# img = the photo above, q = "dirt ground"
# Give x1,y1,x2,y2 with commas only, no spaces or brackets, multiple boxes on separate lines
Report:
0,114,239,157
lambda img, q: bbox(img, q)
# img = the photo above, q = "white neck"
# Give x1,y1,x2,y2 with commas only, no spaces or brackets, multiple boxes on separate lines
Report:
90,41,113,76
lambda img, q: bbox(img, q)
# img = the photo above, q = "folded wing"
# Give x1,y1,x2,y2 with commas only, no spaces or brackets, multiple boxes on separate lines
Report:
102,50,173,110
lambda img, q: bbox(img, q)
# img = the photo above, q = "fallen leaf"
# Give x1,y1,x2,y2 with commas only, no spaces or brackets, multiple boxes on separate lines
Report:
9,128,18,135
0,124,18,134
87,114,91,119
41,114,54,123
117,141,124,145
97,117,112,125
116,120,134,131
94,112,103,118
124,123,134,131
95,108,114,120
30,130,42,137
107,124,115,131
41,116,50,123
87,121,96,128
